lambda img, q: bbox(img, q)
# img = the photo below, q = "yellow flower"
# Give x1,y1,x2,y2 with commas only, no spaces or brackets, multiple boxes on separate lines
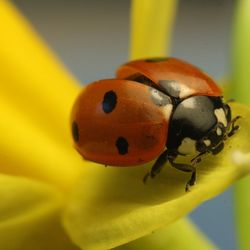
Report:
1,1,250,250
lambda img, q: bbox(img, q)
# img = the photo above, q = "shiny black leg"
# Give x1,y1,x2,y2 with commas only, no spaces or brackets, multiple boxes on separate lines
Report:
143,150,169,183
227,115,241,137
211,142,224,155
223,103,232,122
168,159,196,192
191,151,207,164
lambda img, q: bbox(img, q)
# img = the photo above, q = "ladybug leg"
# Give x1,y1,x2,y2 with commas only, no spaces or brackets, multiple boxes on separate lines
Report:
191,151,207,165
143,150,169,183
223,103,241,138
223,103,232,122
226,115,241,138
187,171,196,192
211,142,224,155
168,159,196,192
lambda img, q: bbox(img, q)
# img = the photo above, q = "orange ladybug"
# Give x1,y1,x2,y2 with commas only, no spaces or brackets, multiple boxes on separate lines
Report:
71,58,239,191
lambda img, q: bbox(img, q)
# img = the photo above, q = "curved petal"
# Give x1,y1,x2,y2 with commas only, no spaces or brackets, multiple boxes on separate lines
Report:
114,218,217,250
130,0,178,59
0,174,79,250
232,151,250,250
63,102,250,250
0,1,84,190
0,95,83,191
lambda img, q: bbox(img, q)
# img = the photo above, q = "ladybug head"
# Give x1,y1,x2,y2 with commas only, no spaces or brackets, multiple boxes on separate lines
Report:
167,96,230,156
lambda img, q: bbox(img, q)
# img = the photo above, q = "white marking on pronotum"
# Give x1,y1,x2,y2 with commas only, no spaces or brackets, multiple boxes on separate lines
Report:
214,108,227,127
178,137,197,155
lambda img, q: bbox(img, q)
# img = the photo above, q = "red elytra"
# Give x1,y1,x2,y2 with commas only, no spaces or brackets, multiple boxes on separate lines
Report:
71,79,171,166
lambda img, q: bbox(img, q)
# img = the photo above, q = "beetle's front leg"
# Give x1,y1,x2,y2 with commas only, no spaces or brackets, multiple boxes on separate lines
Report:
227,115,241,137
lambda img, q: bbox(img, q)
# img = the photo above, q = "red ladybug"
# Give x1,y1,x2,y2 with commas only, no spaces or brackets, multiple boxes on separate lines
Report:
71,58,239,191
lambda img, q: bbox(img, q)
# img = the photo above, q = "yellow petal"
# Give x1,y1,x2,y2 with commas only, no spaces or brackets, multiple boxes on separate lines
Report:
0,174,78,250
63,102,250,250
0,0,85,189
114,218,217,250
0,0,80,145
0,94,83,191
232,151,250,170
130,0,178,59
232,151,250,250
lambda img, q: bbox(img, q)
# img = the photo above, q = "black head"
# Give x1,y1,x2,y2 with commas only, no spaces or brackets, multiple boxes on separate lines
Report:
167,96,229,156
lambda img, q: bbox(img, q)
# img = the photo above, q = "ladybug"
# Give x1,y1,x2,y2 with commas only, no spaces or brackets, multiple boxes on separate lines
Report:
71,57,240,191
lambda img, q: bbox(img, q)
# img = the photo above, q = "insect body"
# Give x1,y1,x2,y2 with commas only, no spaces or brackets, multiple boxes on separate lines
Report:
71,58,239,191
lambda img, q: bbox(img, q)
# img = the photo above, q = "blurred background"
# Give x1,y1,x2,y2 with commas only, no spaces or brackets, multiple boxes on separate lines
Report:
13,0,235,249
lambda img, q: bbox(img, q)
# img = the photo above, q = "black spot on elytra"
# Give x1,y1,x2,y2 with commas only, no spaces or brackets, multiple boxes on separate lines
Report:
145,57,169,63
116,137,129,155
72,121,79,142
102,91,117,113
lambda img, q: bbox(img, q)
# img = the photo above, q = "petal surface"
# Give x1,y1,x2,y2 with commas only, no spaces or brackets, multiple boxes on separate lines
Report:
0,1,84,189
115,218,217,250
0,95,83,191
0,174,79,250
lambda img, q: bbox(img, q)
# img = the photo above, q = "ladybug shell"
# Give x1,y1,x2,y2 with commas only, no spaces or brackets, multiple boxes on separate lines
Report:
71,79,172,166
116,57,222,99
